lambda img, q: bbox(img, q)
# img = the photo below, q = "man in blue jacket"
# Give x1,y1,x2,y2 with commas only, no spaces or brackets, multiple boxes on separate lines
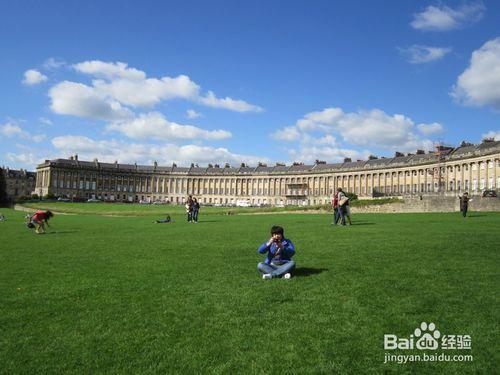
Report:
257,225,295,279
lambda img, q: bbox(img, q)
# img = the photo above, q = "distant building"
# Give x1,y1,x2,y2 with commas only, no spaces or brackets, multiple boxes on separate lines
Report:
2,167,36,200
34,140,500,206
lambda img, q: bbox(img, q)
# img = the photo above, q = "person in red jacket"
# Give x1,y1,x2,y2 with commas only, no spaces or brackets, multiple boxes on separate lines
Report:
30,210,53,234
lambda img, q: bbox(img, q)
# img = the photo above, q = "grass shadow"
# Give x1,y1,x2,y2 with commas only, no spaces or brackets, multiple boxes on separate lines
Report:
294,267,328,277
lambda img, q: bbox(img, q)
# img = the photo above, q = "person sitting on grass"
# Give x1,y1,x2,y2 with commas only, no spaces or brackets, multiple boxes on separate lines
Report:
257,225,295,280
154,214,172,224
30,210,53,234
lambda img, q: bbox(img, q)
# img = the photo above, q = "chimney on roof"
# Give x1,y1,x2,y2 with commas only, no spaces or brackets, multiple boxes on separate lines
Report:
208,163,213,168
406,153,413,156
343,157,352,163
224,163,230,168
214,164,220,168
74,154,78,160
190,163,195,168
292,161,303,166
93,158,98,167
172,163,177,168
460,140,473,147
482,137,494,143
416,150,425,155
275,162,285,166
395,151,404,157
315,159,326,164
368,155,378,160
240,163,246,168
258,162,267,167
153,160,158,169
69,155,74,160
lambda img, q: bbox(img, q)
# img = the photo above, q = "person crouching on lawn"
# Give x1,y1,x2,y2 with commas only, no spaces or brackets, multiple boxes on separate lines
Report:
257,225,295,279
30,210,53,234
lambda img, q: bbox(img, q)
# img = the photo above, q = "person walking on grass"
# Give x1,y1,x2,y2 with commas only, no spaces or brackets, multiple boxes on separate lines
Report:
459,192,471,217
192,197,200,223
30,210,53,234
257,225,295,279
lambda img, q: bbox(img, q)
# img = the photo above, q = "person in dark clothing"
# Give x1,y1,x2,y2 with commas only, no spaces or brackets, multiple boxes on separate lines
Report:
459,192,470,217
192,198,200,223
186,195,194,222
154,214,171,223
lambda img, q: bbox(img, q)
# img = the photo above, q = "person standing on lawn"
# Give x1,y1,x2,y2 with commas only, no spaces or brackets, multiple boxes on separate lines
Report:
192,197,200,223
332,192,340,225
186,195,194,222
459,192,471,217
336,188,347,226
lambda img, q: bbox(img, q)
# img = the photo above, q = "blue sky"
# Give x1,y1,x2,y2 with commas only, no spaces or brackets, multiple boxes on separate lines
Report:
1,0,499,169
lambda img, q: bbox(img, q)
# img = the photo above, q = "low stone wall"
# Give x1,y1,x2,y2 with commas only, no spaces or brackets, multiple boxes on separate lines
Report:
351,196,500,213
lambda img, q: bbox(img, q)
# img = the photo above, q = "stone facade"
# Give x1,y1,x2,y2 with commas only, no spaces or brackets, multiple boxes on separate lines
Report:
2,167,36,200
34,140,500,205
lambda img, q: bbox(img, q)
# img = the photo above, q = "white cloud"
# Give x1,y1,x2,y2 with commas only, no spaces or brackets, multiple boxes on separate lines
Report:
6,152,39,166
482,130,500,140
270,126,301,141
74,60,146,80
51,135,266,166
399,45,452,64
32,134,47,142
22,69,48,85
49,81,133,120
70,60,261,112
199,91,263,113
186,109,202,119
1,121,46,142
38,117,53,126
91,74,199,108
43,57,66,69
1,122,29,138
451,37,500,110
289,145,369,164
417,122,444,136
411,2,485,31
106,112,231,141
272,107,439,157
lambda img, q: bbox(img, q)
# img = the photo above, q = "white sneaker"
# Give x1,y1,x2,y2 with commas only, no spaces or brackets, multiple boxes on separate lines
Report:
283,273,291,279
262,273,272,280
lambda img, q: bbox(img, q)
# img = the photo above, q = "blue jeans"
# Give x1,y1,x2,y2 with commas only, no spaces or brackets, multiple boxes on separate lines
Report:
258,261,295,278
187,211,193,222
192,209,199,222
333,208,340,225
338,206,346,225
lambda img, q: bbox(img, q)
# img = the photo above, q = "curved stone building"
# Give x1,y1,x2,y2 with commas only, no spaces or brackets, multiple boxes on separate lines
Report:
34,140,500,205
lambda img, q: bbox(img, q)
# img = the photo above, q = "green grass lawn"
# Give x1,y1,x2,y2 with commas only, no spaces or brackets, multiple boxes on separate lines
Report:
0,207,498,373
19,198,402,216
